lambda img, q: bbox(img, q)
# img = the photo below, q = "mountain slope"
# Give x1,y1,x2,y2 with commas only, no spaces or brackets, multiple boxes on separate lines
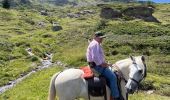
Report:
0,2,169,99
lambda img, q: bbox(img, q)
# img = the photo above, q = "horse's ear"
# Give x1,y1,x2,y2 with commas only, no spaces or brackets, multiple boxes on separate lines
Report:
141,55,145,62
130,55,135,62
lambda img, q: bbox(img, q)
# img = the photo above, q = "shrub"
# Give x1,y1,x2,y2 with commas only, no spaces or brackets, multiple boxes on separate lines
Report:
115,46,132,55
95,19,108,31
31,56,39,62
139,80,155,90
2,0,10,9
159,85,170,96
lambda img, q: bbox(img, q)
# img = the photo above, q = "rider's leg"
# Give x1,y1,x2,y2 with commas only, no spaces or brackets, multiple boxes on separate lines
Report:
93,66,120,99
102,68,120,99
94,66,120,98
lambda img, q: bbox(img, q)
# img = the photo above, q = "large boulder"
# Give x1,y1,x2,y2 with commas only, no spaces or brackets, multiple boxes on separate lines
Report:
122,6,159,22
100,7,122,19
123,6,154,17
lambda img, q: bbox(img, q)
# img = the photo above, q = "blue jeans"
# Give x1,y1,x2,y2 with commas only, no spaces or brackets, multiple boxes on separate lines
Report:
94,65,120,98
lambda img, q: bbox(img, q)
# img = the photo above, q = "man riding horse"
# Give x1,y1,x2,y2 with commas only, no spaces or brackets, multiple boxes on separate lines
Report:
86,31,121,100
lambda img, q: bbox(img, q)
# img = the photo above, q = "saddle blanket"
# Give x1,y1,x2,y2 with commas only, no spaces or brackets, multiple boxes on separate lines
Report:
80,66,94,79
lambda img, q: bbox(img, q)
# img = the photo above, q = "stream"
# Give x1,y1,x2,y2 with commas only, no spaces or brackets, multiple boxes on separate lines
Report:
0,48,65,94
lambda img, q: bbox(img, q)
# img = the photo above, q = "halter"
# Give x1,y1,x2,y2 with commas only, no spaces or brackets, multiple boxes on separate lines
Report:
129,62,141,85
129,59,147,85
113,59,146,84
112,58,147,100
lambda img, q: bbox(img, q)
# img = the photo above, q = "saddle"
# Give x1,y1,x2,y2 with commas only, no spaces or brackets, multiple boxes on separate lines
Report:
80,66,107,100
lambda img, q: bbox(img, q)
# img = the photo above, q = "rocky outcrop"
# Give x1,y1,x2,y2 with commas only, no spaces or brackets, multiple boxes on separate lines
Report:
122,6,159,22
100,6,159,22
100,7,122,19
123,6,154,17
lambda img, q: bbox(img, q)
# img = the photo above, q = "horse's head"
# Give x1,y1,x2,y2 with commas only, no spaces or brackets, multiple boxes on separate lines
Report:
125,55,147,94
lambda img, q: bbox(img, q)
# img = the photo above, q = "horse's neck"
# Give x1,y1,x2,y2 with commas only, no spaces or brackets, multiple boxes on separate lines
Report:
115,59,132,100
115,58,132,80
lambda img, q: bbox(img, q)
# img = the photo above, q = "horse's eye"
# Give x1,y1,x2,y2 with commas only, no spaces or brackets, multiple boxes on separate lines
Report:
138,70,142,73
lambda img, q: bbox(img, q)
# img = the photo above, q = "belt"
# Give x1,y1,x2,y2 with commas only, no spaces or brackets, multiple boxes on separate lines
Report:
88,62,96,68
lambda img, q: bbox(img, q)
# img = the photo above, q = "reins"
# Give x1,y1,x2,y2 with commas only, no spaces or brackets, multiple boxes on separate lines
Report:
112,64,127,83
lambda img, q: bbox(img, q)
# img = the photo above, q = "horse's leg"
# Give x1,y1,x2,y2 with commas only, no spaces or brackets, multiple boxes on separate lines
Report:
106,86,111,100
48,72,61,100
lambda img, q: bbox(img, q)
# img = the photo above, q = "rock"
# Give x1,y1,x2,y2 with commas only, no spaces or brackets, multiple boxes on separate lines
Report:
100,7,122,19
37,21,46,28
67,13,80,18
77,10,95,15
144,16,160,23
52,22,62,31
42,33,52,38
40,10,48,16
123,6,154,17
123,6,159,22
147,90,154,94
26,48,34,56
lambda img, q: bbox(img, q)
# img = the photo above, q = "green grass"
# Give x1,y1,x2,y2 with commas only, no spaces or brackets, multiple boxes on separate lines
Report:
0,66,63,100
129,92,170,100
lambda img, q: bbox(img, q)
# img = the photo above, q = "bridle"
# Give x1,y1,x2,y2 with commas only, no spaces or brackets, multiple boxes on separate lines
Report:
112,57,147,100
129,61,147,85
129,61,146,85
113,60,146,85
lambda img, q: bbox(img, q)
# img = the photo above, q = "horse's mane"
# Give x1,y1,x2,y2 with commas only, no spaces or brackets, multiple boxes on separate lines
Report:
115,57,132,68
115,56,145,69
114,56,146,80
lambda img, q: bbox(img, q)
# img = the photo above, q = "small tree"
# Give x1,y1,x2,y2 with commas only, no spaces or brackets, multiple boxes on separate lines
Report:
2,0,10,9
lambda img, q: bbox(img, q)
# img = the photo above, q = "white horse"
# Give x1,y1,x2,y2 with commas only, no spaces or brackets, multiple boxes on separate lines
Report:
48,56,147,100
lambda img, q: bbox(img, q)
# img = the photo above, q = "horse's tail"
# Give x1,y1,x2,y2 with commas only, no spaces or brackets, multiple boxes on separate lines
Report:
48,72,60,100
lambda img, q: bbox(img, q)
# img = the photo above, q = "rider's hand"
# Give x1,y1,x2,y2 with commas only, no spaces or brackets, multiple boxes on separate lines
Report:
107,63,112,67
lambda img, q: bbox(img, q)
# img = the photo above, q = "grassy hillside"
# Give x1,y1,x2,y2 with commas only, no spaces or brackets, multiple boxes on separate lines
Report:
0,2,170,99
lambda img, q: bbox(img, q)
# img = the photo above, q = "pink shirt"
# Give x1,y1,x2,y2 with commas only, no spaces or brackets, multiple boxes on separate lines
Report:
86,39,105,65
